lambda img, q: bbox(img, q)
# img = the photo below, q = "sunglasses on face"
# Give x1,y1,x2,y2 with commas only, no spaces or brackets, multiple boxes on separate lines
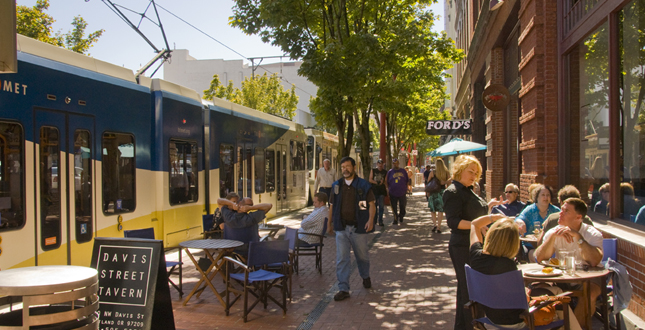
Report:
505,191,516,194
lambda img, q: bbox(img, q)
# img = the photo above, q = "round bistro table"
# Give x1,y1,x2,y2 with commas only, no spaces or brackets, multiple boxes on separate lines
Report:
179,239,244,307
0,265,99,329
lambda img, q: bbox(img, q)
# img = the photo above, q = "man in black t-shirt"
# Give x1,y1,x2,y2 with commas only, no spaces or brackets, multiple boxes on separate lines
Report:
369,159,388,226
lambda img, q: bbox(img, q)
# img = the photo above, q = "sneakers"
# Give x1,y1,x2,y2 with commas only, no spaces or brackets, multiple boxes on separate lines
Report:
334,291,350,301
363,277,372,289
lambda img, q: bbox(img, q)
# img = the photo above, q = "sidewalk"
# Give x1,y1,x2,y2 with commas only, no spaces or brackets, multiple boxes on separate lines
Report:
170,187,456,329
169,187,605,329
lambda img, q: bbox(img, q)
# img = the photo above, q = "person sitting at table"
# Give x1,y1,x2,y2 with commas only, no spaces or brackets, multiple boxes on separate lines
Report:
534,197,603,329
491,183,526,217
537,185,594,247
298,192,329,245
469,215,524,327
217,196,272,230
516,185,560,236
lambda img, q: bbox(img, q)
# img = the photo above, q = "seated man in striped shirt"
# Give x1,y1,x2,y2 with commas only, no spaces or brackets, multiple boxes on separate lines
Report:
298,192,329,245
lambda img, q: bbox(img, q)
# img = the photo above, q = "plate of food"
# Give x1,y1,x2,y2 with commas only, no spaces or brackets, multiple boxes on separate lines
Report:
540,258,565,269
524,267,564,277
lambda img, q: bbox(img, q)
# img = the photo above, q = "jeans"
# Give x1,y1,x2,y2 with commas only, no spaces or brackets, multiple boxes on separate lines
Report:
390,195,407,220
374,195,385,224
335,225,371,292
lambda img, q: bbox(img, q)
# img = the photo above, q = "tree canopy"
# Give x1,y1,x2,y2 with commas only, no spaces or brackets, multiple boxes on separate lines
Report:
231,0,462,174
16,0,103,54
203,72,299,120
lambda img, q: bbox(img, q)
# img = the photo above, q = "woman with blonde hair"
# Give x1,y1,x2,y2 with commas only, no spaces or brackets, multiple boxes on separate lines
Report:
443,155,502,330
427,158,451,233
469,216,523,326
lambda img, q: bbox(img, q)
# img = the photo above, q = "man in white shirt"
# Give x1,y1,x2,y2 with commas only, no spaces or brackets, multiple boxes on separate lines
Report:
314,159,338,199
534,197,603,329
298,192,329,244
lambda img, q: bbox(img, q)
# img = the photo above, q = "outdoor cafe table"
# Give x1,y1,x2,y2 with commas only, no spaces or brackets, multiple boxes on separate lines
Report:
520,234,539,246
518,263,611,330
0,265,99,329
180,239,243,307
258,223,284,239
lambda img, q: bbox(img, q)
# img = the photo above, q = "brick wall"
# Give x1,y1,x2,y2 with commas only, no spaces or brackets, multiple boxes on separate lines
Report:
518,0,559,198
485,48,506,200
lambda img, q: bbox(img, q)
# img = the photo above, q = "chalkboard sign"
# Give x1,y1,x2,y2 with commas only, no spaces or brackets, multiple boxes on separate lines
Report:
90,237,175,330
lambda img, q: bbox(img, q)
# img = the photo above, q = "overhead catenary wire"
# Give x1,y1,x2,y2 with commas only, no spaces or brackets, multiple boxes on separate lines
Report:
153,2,315,98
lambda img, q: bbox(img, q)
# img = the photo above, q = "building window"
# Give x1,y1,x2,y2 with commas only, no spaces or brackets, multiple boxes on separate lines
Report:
169,140,198,205
102,132,136,214
255,147,265,194
219,144,234,198
0,122,25,232
619,0,645,224
265,149,275,192
567,22,610,216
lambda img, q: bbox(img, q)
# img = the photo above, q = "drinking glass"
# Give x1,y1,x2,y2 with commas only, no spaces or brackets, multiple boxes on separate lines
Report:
533,220,542,236
565,256,576,275
556,249,570,266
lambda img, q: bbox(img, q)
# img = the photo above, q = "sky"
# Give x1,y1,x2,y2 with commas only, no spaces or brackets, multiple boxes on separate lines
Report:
16,0,445,78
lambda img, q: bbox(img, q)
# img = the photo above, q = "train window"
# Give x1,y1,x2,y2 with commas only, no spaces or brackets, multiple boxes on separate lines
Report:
219,144,234,198
246,148,252,198
290,140,305,171
316,143,321,170
0,122,25,232
237,146,244,197
102,132,136,215
265,149,275,192
40,127,61,250
255,148,265,194
307,137,314,170
74,130,93,243
169,140,198,205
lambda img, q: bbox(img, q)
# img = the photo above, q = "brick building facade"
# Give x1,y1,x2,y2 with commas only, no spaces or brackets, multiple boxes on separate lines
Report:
450,0,645,325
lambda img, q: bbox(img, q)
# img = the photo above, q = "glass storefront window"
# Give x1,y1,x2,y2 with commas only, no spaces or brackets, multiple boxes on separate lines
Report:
568,22,611,216
619,0,645,224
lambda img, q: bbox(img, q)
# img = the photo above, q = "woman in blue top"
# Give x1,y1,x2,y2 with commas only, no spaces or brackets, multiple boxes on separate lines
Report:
515,184,560,236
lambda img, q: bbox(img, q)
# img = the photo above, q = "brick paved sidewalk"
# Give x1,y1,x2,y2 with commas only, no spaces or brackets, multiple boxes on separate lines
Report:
168,187,605,329
169,187,457,329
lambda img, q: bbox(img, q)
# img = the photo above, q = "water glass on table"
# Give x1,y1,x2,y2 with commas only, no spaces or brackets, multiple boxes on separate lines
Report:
533,220,542,236
565,256,576,275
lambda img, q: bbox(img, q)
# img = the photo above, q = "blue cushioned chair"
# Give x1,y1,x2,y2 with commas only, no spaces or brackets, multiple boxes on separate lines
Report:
294,218,327,274
465,264,571,330
202,214,221,239
123,227,183,297
597,238,622,330
224,240,289,322
223,222,263,262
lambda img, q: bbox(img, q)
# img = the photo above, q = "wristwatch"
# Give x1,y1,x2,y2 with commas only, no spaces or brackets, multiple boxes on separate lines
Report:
577,238,585,245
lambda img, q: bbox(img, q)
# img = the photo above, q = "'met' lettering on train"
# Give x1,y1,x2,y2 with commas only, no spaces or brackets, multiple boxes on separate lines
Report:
2,80,27,95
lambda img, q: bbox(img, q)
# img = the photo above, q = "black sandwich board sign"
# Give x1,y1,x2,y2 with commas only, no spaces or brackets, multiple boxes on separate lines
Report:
90,237,175,330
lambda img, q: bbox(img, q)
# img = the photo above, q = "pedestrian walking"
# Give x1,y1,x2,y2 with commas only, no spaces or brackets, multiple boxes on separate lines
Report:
427,158,451,233
369,159,388,226
327,156,376,301
385,158,409,225
314,159,338,199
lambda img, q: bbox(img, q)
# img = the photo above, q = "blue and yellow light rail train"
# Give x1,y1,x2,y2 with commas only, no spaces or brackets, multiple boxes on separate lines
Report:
0,35,319,270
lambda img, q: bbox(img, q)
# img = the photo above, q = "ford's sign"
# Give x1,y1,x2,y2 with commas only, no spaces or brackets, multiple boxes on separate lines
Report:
426,120,472,135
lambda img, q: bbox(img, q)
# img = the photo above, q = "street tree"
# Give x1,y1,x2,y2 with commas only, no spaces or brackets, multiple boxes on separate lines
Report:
203,72,299,120
16,0,104,54
231,0,462,176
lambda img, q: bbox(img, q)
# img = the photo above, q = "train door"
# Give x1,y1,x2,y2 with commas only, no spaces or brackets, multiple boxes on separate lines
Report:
276,144,287,213
35,110,94,265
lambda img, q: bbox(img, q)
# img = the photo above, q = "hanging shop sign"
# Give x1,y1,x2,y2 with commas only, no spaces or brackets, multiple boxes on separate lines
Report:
482,84,511,111
425,120,472,135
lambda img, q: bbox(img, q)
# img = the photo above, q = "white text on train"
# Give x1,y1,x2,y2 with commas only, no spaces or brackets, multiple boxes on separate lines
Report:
2,81,27,95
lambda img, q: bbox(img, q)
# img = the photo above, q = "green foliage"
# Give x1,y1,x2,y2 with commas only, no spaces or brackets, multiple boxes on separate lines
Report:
203,73,299,120
231,0,463,176
16,0,104,54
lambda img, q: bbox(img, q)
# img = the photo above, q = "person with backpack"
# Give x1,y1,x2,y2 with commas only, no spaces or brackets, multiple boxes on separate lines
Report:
426,159,451,233
369,159,388,227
